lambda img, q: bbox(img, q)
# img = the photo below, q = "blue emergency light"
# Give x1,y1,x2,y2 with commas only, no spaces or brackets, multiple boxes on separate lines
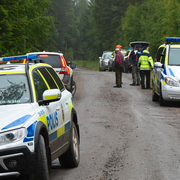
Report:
166,37,180,43
2,54,38,62
3,55,27,61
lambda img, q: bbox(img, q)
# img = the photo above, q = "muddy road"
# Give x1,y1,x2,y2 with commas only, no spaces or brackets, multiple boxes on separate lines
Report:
9,67,180,180
50,67,180,180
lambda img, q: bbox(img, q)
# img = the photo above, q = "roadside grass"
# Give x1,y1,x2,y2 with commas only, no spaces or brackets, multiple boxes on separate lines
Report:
72,60,99,71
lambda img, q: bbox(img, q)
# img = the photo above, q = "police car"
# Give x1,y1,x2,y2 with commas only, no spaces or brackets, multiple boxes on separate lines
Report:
152,37,180,106
0,55,80,179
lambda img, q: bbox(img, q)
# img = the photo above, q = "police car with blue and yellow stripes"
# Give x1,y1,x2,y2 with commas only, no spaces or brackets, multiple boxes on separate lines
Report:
0,55,80,179
152,37,180,106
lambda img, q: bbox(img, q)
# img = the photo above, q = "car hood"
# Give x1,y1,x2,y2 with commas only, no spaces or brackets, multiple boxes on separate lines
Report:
104,59,109,62
0,104,35,131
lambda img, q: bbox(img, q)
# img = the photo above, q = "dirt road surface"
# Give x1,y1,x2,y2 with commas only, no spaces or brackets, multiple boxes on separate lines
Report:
8,67,180,180
50,67,180,180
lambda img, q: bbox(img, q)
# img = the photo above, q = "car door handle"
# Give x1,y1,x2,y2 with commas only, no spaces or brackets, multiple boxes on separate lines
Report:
56,106,60,111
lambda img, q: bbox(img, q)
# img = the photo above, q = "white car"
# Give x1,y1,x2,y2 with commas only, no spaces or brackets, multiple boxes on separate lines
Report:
99,51,113,71
26,51,76,96
0,55,80,179
152,37,180,106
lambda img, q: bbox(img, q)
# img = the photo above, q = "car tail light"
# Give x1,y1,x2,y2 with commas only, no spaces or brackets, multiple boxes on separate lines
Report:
22,58,27,63
59,55,70,75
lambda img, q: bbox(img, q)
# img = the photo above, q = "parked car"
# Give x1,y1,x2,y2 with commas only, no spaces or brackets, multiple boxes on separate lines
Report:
0,55,80,179
108,51,115,71
152,37,180,106
123,42,150,73
99,51,113,71
26,51,76,96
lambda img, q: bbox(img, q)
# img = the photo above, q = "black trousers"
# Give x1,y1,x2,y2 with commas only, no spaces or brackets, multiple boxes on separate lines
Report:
140,70,150,89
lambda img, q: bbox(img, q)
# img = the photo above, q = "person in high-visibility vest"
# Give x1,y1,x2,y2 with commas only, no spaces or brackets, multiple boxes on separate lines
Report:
138,46,154,89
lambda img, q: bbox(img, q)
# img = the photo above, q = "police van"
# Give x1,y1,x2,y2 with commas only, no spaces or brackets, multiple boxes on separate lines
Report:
152,37,180,106
0,55,80,179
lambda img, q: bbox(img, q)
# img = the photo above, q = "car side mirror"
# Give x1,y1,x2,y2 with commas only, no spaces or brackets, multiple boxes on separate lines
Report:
68,61,76,69
154,62,163,68
38,89,61,106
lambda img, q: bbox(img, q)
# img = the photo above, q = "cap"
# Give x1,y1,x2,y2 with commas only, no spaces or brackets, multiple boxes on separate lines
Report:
135,44,140,48
116,45,122,48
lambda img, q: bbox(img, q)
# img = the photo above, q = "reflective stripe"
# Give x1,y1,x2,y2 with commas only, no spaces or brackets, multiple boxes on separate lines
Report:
49,121,71,142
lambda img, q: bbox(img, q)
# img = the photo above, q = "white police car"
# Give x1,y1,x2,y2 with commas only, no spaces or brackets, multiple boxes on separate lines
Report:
152,37,180,106
0,55,80,179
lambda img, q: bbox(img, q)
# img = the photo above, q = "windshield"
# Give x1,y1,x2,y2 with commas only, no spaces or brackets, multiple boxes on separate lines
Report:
105,53,112,59
169,48,180,65
0,74,30,105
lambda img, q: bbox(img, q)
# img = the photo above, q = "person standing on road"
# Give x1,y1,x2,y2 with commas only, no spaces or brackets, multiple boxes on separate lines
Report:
114,45,124,88
138,46,154,89
130,44,141,86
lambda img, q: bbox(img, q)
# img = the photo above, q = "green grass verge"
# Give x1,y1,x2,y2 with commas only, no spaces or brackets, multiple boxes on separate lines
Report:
72,60,99,71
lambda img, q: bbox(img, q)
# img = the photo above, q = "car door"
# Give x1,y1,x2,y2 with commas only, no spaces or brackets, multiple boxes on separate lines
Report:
45,67,72,146
154,46,166,94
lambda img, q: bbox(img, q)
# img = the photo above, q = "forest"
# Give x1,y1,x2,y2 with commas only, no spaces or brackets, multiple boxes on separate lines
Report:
0,0,180,60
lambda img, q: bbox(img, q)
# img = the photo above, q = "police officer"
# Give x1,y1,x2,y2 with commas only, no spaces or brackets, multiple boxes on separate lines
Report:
138,46,154,89
114,45,124,88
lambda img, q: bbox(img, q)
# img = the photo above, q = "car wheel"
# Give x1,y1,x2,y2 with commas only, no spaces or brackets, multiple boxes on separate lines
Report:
71,80,76,97
29,135,49,180
159,85,166,106
59,121,80,168
152,84,159,102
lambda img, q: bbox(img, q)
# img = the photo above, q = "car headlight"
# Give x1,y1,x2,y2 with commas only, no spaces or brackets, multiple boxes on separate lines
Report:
164,77,179,87
0,128,27,146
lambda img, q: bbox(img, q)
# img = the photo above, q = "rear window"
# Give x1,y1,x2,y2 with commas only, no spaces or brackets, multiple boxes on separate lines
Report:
37,55,62,68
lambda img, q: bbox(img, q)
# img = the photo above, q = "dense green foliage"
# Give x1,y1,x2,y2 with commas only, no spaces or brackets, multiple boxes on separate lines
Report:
1,0,180,60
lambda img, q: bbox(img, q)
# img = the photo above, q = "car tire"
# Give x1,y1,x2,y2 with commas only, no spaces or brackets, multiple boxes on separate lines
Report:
59,121,80,168
29,135,49,180
152,84,159,102
71,80,76,97
159,86,166,106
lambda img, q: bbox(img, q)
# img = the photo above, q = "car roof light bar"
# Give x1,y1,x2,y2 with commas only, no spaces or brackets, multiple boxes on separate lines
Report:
3,55,27,61
166,37,180,43
2,54,38,63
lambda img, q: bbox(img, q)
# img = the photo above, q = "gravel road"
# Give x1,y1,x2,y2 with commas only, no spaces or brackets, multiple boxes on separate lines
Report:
50,67,180,180
7,67,180,180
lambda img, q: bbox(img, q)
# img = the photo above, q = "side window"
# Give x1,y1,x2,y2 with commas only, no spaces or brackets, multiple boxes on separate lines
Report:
38,68,57,89
155,47,164,62
33,70,48,101
46,67,65,91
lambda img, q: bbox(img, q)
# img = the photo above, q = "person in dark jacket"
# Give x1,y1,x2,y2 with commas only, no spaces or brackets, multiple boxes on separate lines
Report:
114,45,124,88
130,44,142,86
